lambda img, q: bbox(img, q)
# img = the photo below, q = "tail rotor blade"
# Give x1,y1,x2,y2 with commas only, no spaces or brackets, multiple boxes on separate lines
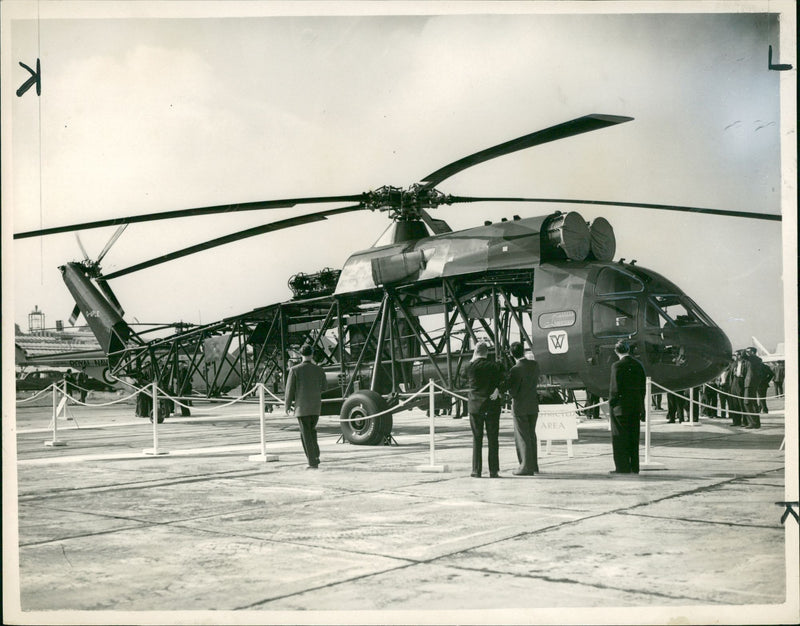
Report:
75,233,91,261
68,304,81,326
97,225,128,264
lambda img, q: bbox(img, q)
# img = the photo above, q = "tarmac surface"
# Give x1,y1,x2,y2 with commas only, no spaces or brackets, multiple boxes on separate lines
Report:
5,390,798,624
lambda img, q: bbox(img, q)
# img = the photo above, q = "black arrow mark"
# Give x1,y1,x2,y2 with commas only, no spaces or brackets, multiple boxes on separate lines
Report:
17,58,41,97
776,501,799,525
768,46,792,71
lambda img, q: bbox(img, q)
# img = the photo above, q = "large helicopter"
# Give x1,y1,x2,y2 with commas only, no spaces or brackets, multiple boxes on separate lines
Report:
14,114,780,443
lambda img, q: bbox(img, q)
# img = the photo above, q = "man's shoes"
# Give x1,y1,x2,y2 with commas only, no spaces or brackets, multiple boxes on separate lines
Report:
489,473,501,478
470,472,481,478
306,464,319,469
667,419,675,423
512,469,534,476
609,470,630,474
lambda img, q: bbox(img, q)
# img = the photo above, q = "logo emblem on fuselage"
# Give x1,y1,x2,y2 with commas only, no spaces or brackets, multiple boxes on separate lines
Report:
547,330,569,354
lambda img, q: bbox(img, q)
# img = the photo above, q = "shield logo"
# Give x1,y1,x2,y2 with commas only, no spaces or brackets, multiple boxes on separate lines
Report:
547,330,569,354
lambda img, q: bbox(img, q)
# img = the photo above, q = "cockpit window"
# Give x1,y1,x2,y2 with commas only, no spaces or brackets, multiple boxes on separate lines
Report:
596,267,644,295
592,298,639,338
645,302,670,329
650,295,713,327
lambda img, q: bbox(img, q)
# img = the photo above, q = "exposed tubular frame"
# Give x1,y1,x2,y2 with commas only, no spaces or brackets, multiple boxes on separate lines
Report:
107,269,537,415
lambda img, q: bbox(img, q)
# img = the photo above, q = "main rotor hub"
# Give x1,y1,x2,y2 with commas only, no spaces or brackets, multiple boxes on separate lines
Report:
361,184,453,221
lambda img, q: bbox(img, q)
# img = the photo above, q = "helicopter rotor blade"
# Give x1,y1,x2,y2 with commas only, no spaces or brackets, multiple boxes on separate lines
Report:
103,205,364,280
96,224,129,264
445,196,781,222
13,194,365,240
75,233,91,261
419,114,633,189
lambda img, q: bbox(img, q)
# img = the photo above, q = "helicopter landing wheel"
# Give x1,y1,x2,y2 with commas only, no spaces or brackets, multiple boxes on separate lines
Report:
339,390,393,446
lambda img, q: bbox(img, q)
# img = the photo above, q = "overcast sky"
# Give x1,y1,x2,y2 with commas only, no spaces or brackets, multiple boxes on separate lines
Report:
4,2,795,352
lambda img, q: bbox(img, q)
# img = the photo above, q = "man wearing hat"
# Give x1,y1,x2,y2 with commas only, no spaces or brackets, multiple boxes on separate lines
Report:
608,340,646,474
285,344,327,469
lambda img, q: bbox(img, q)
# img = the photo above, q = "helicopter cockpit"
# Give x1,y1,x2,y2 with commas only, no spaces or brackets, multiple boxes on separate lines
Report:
558,261,731,396
614,264,730,391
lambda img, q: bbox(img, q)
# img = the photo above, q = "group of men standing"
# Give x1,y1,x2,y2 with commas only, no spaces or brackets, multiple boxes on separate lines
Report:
711,347,776,429
464,341,542,478
464,338,645,477
283,338,776,475
63,368,89,403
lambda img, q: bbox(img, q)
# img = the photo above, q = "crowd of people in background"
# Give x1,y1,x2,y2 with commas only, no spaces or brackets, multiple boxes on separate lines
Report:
699,346,780,429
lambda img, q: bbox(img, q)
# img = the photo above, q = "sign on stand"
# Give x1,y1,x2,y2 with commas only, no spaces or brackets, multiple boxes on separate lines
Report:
536,405,579,458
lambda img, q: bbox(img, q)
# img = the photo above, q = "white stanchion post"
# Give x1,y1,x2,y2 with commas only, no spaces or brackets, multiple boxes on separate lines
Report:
689,386,700,427
641,377,664,469
644,377,651,462
416,380,448,473
44,382,66,447
249,384,278,462
428,380,435,464
143,382,168,456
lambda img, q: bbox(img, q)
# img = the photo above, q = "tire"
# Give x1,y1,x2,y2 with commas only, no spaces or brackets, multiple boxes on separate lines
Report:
102,368,117,385
339,390,393,445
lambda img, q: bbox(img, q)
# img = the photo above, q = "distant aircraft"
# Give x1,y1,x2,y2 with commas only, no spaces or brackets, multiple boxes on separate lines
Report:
751,336,785,364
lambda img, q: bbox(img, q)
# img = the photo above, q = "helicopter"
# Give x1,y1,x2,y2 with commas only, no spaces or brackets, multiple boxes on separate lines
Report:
14,113,781,443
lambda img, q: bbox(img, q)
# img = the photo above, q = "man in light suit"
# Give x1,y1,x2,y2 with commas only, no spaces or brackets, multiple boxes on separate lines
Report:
285,344,327,469
504,342,541,476
608,340,646,474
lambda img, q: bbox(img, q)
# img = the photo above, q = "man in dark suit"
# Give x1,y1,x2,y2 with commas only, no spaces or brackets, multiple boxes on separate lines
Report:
729,350,748,427
285,344,327,469
608,340,646,474
504,341,541,476
466,342,504,478
743,347,764,429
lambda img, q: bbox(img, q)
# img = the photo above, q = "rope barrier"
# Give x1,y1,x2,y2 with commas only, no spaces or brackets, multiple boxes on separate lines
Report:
56,387,144,408
701,382,784,402
430,382,468,403
326,382,436,423
155,384,259,412
15,383,60,404
651,381,777,417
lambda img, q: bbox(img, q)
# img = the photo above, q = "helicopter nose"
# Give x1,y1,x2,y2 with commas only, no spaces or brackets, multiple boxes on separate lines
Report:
680,327,732,382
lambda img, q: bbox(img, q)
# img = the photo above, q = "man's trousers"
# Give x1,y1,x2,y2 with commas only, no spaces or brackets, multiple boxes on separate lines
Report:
297,415,320,466
469,407,500,476
610,413,640,473
512,412,539,474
